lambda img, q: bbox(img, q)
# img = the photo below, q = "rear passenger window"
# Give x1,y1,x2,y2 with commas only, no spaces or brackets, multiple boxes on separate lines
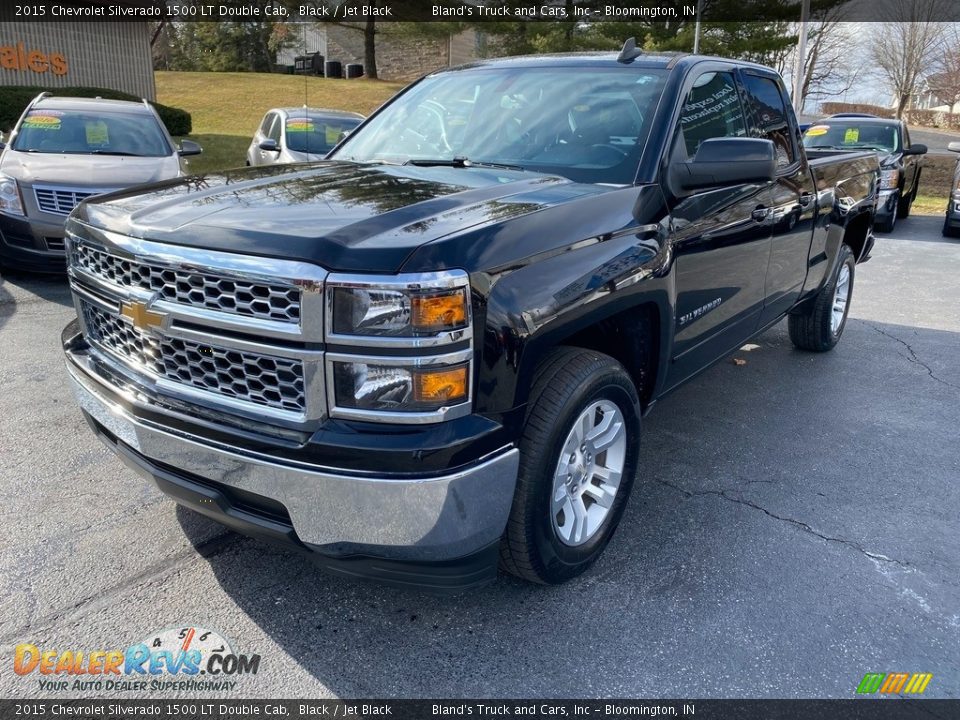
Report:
680,71,747,157
741,74,796,168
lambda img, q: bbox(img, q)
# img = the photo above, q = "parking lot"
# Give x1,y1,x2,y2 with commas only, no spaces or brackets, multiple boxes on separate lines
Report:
0,215,957,699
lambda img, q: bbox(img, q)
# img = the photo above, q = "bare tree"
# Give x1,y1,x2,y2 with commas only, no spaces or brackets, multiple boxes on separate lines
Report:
777,15,861,115
868,0,948,117
926,26,960,112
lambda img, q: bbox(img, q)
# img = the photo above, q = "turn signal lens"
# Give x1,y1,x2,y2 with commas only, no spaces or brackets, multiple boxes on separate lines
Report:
412,291,468,332
413,365,468,404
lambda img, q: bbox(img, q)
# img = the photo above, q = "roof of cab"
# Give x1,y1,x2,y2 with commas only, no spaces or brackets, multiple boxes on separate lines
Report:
440,51,779,74
816,116,904,126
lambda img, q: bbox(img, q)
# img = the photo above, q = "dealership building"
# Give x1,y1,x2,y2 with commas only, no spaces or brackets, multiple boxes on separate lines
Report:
0,21,155,100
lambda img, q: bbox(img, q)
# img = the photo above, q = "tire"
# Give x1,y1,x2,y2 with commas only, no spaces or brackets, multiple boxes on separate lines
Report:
876,199,897,233
944,218,960,238
499,347,641,585
789,243,855,353
897,187,912,219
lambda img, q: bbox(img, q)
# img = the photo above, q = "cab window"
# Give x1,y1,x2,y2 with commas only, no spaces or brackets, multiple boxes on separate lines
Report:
740,74,796,168
679,71,747,157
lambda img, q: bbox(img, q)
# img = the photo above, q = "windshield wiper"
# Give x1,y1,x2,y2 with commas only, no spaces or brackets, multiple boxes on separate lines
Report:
88,150,142,157
404,156,525,171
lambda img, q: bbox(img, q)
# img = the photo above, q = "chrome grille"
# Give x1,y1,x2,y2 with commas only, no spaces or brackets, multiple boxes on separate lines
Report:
80,300,306,413
34,186,98,216
71,240,301,323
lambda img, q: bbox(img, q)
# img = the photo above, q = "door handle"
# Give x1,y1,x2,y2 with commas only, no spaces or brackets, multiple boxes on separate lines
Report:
752,207,772,223
799,192,815,208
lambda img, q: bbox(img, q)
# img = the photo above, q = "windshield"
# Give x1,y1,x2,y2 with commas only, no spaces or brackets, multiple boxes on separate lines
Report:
802,121,900,153
285,115,362,155
330,67,668,184
12,109,172,157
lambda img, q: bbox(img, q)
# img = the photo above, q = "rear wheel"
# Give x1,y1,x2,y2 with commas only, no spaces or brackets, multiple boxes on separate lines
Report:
499,347,641,585
789,244,855,352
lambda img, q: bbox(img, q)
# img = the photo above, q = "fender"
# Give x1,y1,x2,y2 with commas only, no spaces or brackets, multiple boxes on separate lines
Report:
402,184,675,417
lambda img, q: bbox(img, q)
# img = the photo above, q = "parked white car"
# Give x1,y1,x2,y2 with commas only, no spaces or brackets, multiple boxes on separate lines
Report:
245,107,364,167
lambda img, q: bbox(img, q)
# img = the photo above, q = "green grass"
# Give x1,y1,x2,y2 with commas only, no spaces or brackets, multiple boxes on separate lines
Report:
155,71,405,174
912,193,949,216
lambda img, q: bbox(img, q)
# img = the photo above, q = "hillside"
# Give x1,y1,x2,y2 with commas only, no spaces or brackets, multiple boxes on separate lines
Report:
154,71,404,173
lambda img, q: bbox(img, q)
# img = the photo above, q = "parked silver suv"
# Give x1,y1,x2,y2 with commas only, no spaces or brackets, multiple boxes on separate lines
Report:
0,94,200,272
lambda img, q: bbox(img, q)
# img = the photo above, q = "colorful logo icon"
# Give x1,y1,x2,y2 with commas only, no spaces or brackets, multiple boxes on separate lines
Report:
856,672,933,695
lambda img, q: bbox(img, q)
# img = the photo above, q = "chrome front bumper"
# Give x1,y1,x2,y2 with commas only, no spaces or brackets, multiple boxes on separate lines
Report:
67,357,520,564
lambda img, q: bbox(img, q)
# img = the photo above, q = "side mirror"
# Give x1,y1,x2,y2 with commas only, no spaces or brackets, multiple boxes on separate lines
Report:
902,143,927,156
178,139,202,157
673,137,776,191
259,139,280,153
948,141,960,153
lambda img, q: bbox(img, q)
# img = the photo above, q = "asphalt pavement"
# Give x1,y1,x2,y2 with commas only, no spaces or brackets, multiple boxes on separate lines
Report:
1,215,957,699
907,126,960,156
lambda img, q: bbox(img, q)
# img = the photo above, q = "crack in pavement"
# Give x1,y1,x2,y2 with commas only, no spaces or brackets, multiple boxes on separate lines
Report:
0,531,240,643
656,479,911,569
866,322,960,391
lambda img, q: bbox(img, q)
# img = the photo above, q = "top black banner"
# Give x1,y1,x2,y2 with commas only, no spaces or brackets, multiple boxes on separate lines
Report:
2,0,960,24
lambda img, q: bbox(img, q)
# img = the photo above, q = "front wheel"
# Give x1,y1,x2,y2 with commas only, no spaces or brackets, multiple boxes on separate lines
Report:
897,189,913,219
499,347,641,585
944,217,960,239
876,200,897,233
789,243,855,352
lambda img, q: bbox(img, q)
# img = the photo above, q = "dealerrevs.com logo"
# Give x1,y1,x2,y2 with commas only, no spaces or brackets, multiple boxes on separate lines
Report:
14,626,261,692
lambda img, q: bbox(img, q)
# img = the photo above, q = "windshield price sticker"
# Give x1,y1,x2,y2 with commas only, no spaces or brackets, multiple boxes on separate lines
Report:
22,113,62,130
85,120,109,145
286,120,314,133
844,127,860,143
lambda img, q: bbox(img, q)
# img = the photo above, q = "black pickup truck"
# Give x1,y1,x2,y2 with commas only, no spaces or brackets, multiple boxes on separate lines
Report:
62,50,879,591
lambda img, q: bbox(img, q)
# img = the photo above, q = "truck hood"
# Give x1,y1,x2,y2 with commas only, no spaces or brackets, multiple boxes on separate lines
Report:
72,161,606,273
1,150,181,189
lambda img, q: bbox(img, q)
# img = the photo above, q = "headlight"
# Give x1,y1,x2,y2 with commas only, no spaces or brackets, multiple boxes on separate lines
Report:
880,168,900,190
325,270,473,422
330,286,469,336
0,173,24,216
330,356,470,414
326,270,470,342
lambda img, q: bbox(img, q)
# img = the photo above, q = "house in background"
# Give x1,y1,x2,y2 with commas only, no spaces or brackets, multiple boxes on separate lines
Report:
277,24,482,81
909,74,960,113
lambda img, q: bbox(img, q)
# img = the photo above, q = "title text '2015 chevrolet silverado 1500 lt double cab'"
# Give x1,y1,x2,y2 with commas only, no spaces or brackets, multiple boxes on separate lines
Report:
62,49,879,591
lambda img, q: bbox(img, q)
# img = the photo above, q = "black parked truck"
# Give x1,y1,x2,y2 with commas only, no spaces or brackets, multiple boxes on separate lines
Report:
61,50,879,591
802,114,926,234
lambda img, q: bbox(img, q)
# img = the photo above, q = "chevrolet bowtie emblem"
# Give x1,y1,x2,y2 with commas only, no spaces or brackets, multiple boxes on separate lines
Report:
120,300,166,333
